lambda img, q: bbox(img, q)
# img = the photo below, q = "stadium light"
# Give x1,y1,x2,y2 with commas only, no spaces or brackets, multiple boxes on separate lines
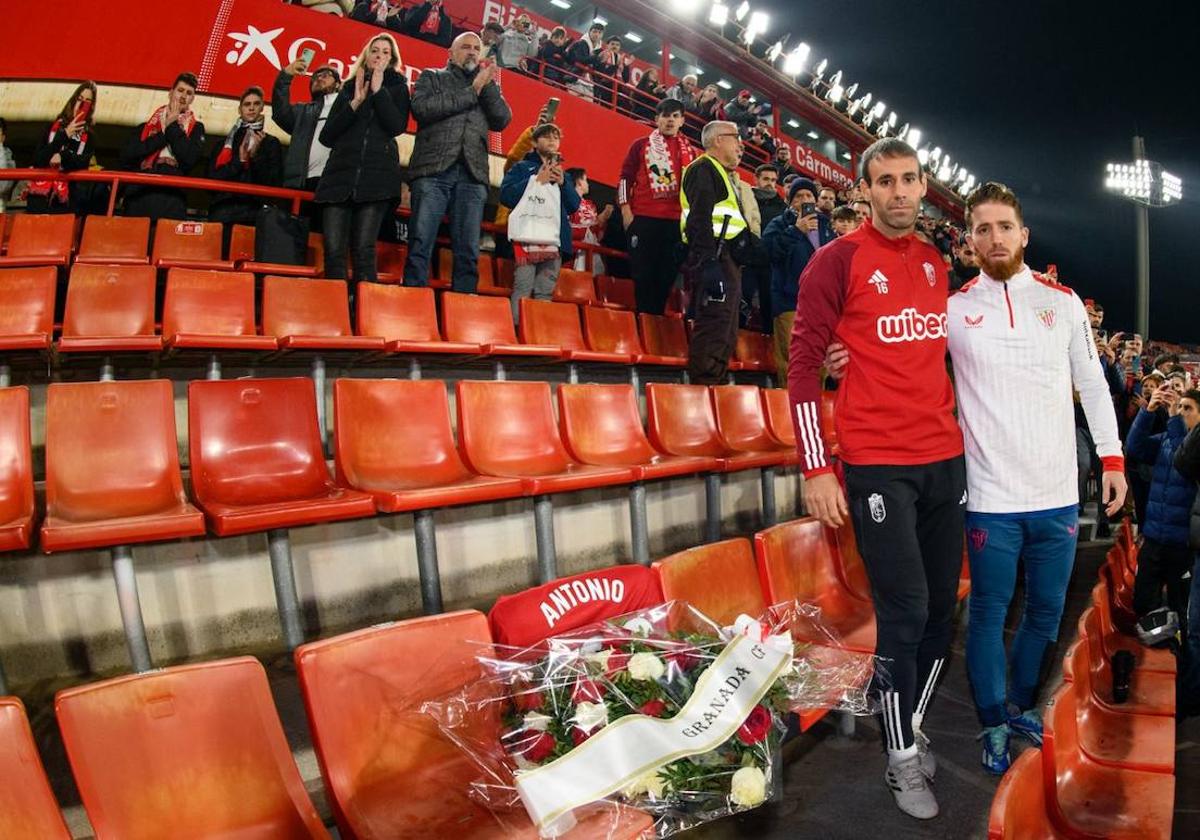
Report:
896,122,909,141
708,2,729,25
827,83,844,104
906,128,922,148
845,82,858,99
887,111,898,128
549,0,572,8
743,11,769,43
673,0,701,13
930,146,942,162
1104,136,1184,338
871,101,886,119
735,1,750,21
783,42,810,75
813,58,829,79
624,31,644,43
917,147,930,166
965,174,976,191
766,40,784,62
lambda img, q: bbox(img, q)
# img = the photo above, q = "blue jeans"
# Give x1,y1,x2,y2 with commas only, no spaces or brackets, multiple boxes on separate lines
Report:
403,161,487,292
965,507,1078,726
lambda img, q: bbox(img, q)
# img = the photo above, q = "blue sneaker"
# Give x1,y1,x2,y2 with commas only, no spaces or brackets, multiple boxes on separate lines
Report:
1008,707,1043,746
978,723,1011,775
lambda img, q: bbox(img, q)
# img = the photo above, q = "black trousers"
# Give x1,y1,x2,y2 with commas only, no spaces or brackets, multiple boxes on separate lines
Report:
628,216,683,315
844,455,967,752
686,254,740,384
322,200,390,283
1133,537,1193,625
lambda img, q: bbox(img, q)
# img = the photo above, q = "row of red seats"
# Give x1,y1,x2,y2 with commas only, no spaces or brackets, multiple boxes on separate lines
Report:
0,266,775,371
988,524,1176,839
0,516,878,839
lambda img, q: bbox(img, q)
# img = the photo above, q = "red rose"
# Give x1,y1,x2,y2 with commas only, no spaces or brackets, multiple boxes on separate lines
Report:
572,677,604,705
605,650,630,676
667,647,701,672
737,705,772,745
639,698,668,718
571,726,591,746
522,731,557,762
512,685,544,712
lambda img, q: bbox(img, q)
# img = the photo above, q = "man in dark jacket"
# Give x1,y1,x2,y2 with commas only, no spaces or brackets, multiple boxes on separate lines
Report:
403,32,512,292
1173,403,1200,714
120,72,206,221
1128,387,1200,630
349,0,405,29
499,123,579,321
208,86,283,251
272,59,341,192
743,163,786,331
724,90,762,134
761,176,834,372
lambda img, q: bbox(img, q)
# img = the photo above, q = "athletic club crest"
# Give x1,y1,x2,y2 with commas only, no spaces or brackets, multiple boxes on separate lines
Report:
1036,307,1056,329
969,528,988,552
923,262,936,287
868,493,886,523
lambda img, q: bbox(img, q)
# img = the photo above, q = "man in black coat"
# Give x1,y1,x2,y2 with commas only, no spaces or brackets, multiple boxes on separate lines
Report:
1174,417,1200,715
402,31,512,292
208,85,283,251
272,59,342,192
120,72,206,221
743,163,786,331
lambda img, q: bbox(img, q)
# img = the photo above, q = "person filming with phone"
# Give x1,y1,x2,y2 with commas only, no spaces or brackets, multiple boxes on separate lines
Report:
27,81,97,214
272,51,342,231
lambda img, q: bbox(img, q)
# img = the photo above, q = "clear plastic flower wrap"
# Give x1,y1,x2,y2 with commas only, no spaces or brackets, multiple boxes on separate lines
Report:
421,600,885,838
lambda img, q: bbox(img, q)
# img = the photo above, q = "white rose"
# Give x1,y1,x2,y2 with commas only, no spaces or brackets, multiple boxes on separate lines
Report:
730,766,768,808
573,701,608,733
621,770,666,799
623,617,655,637
584,648,613,673
523,711,553,732
627,652,666,681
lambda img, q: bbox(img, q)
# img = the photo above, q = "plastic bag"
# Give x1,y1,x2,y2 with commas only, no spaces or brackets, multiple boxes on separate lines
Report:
422,600,885,838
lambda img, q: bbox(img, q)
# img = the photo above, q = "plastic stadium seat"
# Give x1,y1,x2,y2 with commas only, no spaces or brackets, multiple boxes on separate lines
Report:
557,383,718,480
1060,639,1174,775
262,275,385,352
519,299,632,364
295,611,653,840
760,389,797,450
0,267,56,352
0,387,34,552
75,215,150,265
228,224,320,278
0,214,13,254
457,380,635,494
986,749,1069,840
56,264,162,353
150,218,234,270
440,292,560,358
0,697,72,839
0,213,74,267
371,242,407,283
188,378,376,536
1088,580,1175,674
496,256,516,289
355,284,481,355
41,380,204,551
595,275,636,311
644,383,783,471
551,268,599,305
475,252,513,297
582,307,685,367
832,521,873,602
730,329,775,372
334,378,524,512
711,385,793,465
665,286,686,318
638,313,688,361
57,657,330,840
1041,683,1173,840
1074,607,1175,717
753,519,875,653
654,538,767,626
162,269,277,352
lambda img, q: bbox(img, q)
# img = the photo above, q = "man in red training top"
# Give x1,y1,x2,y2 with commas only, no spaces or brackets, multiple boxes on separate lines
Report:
788,137,965,820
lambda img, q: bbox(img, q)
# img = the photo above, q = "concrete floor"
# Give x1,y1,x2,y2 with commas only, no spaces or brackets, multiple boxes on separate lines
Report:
19,541,1200,839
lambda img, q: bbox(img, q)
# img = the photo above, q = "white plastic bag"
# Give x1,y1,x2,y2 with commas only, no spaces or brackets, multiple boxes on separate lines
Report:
508,174,562,246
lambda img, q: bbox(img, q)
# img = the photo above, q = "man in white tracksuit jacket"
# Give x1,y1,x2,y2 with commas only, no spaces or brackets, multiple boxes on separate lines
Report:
947,182,1126,774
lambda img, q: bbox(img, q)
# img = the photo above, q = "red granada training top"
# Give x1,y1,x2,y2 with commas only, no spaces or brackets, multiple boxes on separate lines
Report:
787,222,964,477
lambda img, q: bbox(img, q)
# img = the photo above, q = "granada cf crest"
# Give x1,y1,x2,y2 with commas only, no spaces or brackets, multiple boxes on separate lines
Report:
868,493,886,523
1036,307,1056,329
923,261,936,286
969,528,988,552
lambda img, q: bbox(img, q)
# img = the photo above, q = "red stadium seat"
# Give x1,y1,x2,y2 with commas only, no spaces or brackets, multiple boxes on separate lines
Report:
1041,683,1173,840
1074,607,1175,717
0,214,13,254
262,276,385,352
985,749,1068,840
188,378,375,536
41,380,204,551
496,256,516,287
371,242,407,283
551,268,599,305
0,213,74,267
711,385,794,464
228,224,320,277
440,292,560,358
582,307,685,367
832,521,873,602
761,388,798,449
57,657,330,839
456,380,634,495
56,264,162,353
0,387,34,552
644,383,782,471
75,215,150,265
162,269,277,352
295,611,653,840
1060,639,1174,775
557,383,717,480
595,275,636,311
731,329,775,372
638,313,688,361
0,267,56,352
334,378,524,512
355,283,480,355
654,538,767,626
1088,580,1175,674
475,252,513,297
150,218,234,270
519,299,632,364
753,519,876,653
0,697,71,839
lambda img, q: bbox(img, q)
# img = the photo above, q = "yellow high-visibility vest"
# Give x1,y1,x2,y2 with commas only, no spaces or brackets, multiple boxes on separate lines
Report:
680,154,748,244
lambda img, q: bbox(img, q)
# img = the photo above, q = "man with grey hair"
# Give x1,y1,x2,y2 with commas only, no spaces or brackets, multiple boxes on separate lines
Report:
665,74,699,111
681,120,751,382
404,32,512,292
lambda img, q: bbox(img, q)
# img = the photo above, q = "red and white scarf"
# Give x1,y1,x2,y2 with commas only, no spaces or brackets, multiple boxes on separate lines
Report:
644,130,695,198
26,120,88,205
214,118,264,169
419,0,443,35
139,104,197,171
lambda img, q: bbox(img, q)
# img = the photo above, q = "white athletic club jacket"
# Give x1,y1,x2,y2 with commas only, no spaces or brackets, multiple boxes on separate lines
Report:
946,266,1124,514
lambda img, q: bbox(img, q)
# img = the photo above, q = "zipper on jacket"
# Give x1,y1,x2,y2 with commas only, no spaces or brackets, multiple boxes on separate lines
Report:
1003,284,1015,329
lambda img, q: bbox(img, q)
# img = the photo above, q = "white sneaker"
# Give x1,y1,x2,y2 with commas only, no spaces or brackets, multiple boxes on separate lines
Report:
915,729,937,780
885,754,939,820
